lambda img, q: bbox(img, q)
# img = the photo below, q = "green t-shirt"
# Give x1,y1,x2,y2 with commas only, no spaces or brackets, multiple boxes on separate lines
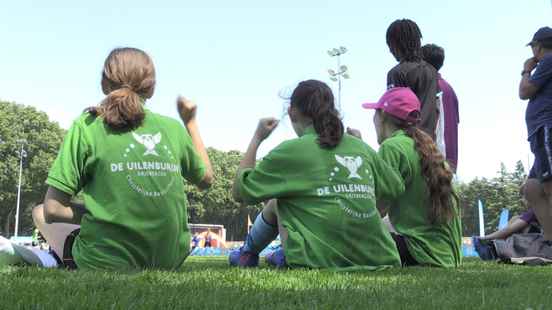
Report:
237,127,403,270
46,110,206,270
378,130,462,267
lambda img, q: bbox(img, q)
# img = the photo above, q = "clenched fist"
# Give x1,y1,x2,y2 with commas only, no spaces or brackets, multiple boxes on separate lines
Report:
177,96,197,124
254,118,279,142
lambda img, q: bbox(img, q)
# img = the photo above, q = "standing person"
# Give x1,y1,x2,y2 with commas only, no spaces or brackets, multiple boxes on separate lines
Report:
352,87,462,267
386,19,439,139
204,229,213,248
31,47,214,270
191,233,200,251
229,80,405,270
518,26,552,248
422,44,460,173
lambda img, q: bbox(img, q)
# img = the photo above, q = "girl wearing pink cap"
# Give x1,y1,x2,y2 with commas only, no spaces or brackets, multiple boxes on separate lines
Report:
351,87,462,267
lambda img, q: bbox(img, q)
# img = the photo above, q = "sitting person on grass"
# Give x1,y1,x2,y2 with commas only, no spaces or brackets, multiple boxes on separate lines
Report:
479,210,541,241
349,87,462,267
30,47,213,270
475,184,541,244
229,79,405,270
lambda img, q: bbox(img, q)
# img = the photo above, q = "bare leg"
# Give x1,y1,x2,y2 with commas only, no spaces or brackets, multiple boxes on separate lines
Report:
32,205,80,259
524,179,552,241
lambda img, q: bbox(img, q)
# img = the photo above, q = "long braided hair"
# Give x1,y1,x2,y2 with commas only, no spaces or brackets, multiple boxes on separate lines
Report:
386,19,423,62
384,111,458,224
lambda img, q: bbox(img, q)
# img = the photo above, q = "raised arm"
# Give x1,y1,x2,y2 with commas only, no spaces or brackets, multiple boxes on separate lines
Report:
177,96,214,190
519,57,539,100
232,118,279,202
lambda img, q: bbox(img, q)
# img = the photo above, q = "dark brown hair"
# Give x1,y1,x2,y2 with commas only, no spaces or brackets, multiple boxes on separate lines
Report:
89,47,156,130
421,44,445,71
290,80,343,149
384,112,458,224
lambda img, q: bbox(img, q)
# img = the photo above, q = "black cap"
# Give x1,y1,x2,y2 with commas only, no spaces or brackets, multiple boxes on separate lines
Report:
527,26,552,46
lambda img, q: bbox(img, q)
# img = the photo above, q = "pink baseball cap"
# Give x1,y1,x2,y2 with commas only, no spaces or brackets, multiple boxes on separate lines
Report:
361,87,421,124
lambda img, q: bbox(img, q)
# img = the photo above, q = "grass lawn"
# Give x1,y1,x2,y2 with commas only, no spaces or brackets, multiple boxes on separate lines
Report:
1,257,552,310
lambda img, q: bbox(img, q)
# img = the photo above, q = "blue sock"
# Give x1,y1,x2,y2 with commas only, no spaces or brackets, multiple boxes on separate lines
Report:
243,213,278,254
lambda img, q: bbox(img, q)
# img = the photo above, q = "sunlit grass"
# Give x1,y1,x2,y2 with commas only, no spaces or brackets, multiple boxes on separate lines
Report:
1,257,551,309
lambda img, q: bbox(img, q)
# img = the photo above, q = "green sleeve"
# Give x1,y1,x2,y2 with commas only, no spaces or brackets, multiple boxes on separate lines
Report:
179,125,206,185
46,120,89,195
237,143,295,205
370,144,405,201
378,143,413,184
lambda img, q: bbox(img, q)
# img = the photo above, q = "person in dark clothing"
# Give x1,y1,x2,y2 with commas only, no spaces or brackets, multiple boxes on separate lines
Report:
386,19,439,139
520,26,552,247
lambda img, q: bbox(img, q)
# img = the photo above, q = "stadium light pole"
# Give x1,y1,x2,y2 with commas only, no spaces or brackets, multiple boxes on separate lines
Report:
327,46,350,111
14,139,27,238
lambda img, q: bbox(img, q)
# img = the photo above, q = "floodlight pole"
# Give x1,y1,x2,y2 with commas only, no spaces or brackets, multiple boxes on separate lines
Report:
327,46,349,111
337,55,342,112
14,140,27,238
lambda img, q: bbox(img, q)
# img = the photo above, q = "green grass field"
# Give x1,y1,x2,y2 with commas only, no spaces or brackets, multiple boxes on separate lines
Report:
1,257,551,310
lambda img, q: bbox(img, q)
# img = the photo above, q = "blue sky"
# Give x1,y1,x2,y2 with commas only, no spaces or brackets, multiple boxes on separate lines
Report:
1,1,551,180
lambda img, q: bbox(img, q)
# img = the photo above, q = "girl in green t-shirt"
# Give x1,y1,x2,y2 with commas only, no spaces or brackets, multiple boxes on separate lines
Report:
29,47,214,270
354,87,462,267
230,80,404,270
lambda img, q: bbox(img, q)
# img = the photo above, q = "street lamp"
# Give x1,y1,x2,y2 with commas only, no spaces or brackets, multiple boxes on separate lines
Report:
14,139,27,238
327,46,350,110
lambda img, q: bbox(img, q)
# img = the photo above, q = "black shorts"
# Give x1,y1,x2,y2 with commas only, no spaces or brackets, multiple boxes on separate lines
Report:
529,125,552,182
391,233,418,266
62,229,80,270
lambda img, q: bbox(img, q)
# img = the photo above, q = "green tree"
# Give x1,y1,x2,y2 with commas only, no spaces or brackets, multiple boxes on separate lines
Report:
184,148,262,241
0,101,65,236
456,161,527,236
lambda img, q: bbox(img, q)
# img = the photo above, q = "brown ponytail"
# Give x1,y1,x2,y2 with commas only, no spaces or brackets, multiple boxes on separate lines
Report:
290,80,344,149
89,47,156,131
385,112,457,224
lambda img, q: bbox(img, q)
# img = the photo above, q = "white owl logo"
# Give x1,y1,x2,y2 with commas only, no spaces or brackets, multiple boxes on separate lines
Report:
335,155,363,179
132,132,162,156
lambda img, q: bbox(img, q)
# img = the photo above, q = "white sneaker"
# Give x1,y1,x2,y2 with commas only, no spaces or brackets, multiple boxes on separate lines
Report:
0,236,58,268
12,243,58,268
0,236,23,266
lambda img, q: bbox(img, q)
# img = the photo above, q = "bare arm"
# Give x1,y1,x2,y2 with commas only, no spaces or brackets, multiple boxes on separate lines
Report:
43,187,87,224
177,97,214,190
519,57,539,100
232,118,279,202
480,218,529,240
